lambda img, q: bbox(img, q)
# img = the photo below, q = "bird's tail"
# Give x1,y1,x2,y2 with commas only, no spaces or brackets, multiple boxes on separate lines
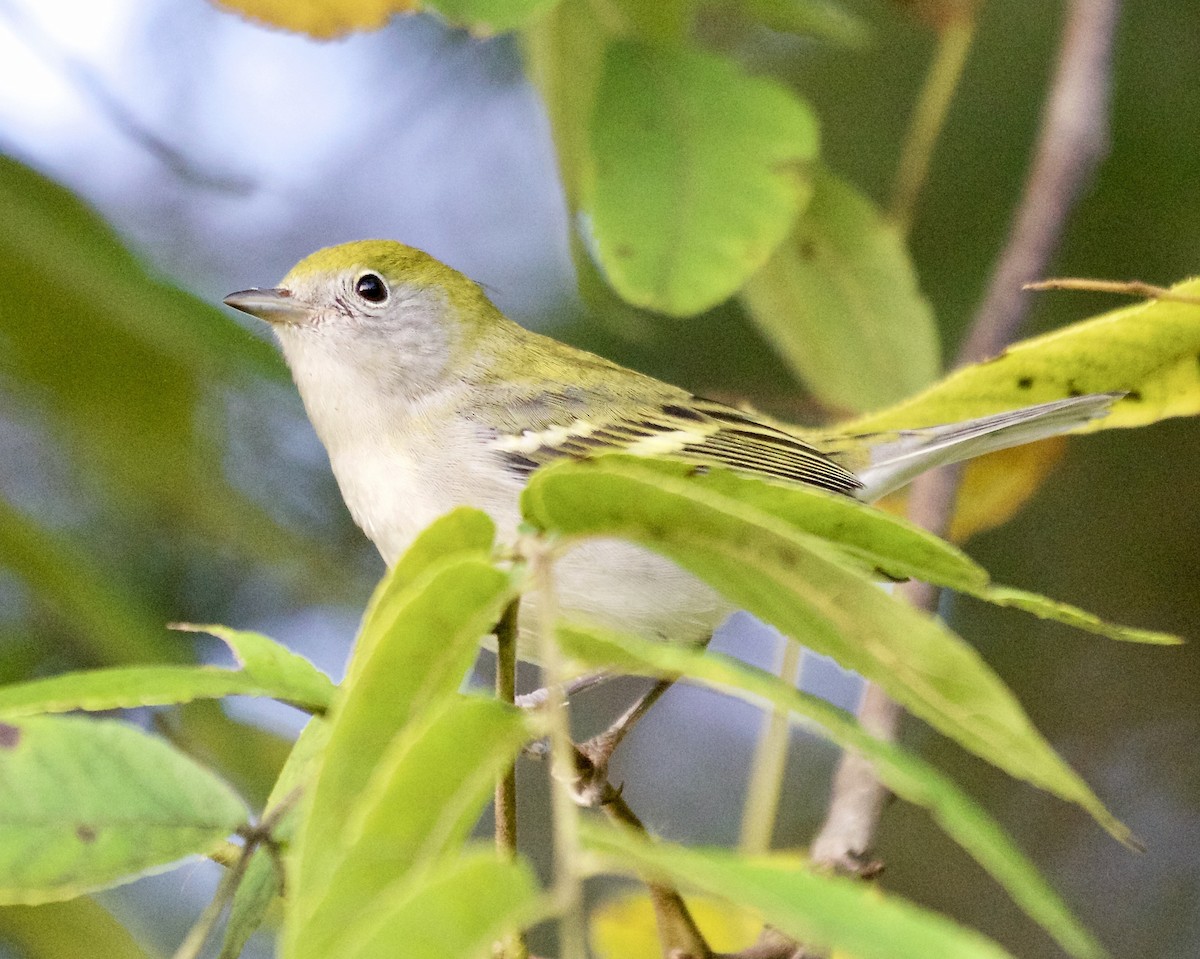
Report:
842,393,1122,502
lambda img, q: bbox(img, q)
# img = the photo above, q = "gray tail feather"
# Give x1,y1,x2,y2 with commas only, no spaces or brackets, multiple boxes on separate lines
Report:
853,393,1122,502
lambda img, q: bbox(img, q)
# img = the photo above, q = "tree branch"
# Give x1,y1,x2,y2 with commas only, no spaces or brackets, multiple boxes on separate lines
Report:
808,0,1119,879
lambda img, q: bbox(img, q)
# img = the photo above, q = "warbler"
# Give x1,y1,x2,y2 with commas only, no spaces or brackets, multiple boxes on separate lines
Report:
225,240,1113,646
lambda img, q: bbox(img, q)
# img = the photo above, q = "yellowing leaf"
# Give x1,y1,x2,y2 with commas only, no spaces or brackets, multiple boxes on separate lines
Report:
844,278,1200,433
214,0,417,38
591,892,761,958
585,41,819,315
214,0,556,36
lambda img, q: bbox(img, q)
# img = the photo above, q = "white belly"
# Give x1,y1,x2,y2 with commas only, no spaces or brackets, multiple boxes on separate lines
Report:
327,429,730,651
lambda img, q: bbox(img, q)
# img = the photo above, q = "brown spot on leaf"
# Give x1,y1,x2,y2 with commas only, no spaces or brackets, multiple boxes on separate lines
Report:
1127,390,1143,401
614,244,634,259
0,724,19,748
76,825,97,844
1017,377,1034,389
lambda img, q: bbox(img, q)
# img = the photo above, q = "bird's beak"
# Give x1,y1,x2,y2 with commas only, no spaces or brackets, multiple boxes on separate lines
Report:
223,287,311,326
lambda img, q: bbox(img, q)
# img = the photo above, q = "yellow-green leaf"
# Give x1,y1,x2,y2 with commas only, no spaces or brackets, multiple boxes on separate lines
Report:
742,167,940,412
291,699,528,959
980,586,1181,645
844,278,1200,433
739,0,871,47
285,553,514,958
336,850,541,959
585,41,819,315
175,624,336,711
0,717,247,904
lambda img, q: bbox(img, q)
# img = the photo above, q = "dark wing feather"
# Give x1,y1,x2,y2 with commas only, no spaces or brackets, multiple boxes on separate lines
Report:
484,390,862,496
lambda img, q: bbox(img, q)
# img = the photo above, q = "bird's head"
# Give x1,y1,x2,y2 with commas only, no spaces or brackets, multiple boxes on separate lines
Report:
225,240,500,399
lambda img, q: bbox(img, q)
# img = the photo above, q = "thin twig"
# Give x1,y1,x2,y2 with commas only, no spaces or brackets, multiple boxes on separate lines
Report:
1026,277,1200,304
571,746,712,959
956,0,1118,367
494,598,528,959
809,0,1119,880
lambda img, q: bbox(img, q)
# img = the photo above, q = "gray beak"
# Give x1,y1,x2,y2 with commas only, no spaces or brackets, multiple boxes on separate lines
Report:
223,287,311,326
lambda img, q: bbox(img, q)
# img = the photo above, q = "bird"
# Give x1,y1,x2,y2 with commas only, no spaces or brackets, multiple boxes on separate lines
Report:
224,239,1115,652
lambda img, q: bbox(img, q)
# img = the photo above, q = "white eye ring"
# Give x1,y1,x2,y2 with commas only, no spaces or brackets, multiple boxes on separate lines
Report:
354,272,389,304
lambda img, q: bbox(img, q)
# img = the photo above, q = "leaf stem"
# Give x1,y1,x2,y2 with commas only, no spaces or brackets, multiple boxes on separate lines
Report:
738,639,804,854
889,15,978,237
171,836,255,959
530,541,588,959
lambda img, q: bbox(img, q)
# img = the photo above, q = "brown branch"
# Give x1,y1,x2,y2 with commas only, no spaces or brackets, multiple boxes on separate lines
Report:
956,0,1119,367
807,0,1120,890
494,599,528,959
572,746,713,959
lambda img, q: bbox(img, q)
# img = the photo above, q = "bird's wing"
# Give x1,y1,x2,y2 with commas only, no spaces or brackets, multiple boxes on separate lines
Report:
476,386,862,495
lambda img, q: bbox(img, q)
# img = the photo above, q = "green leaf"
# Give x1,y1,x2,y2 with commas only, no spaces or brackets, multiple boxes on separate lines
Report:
843,277,1200,432
606,0,696,42
291,699,529,959
424,0,562,31
742,167,940,412
559,621,1104,959
336,849,541,959
524,0,610,212
739,0,871,47
521,457,1132,843
583,821,1018,959
0,666,303,719
348,506,498,687
550,456,989,590
0,627,334,719
220,718,330,959
0,624,333,720
585,41,819,315
285,554,515,956
978,586,1182,645
174,624,336,709
0,897,151,959
0,716,247,904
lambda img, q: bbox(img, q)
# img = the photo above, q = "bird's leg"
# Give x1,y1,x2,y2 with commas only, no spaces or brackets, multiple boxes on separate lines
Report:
514,671,610,711
517,672,612,760
575,676,677,789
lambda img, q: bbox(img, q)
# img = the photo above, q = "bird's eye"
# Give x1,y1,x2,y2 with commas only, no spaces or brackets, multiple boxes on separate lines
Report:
354,273,388,303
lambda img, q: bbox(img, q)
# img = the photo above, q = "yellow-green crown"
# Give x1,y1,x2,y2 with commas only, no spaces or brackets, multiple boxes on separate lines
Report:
284,240,486,305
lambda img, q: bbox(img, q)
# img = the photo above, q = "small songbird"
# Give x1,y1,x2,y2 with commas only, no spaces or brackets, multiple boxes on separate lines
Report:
225,240,1114,648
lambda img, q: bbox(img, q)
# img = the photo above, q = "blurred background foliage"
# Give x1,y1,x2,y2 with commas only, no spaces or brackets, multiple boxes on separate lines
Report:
0,0,1196,956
